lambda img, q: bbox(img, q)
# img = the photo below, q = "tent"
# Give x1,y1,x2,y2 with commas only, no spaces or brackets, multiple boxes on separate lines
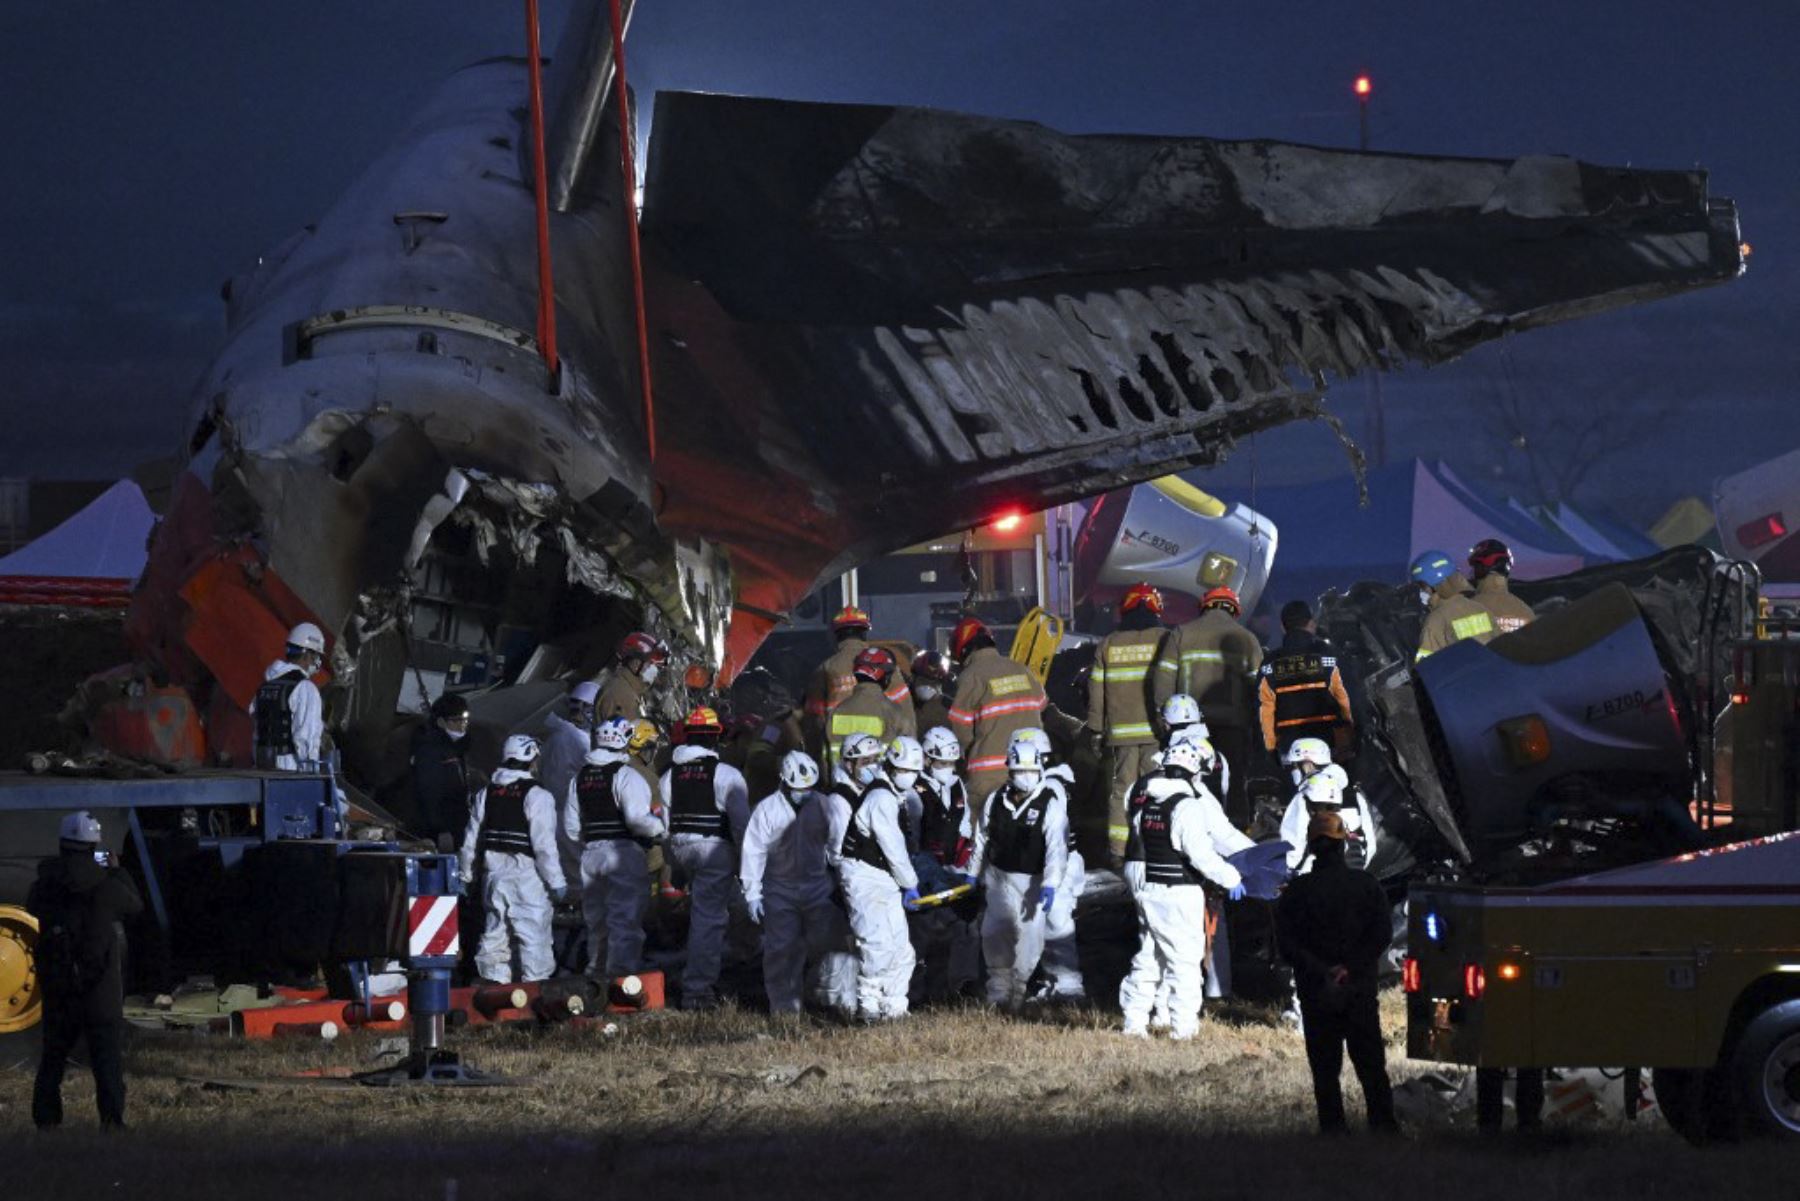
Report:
0,480,155,607
1209,459,1590,617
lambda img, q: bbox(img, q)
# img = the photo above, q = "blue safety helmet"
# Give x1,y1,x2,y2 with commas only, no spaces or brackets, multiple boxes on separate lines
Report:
1409,551,1456,588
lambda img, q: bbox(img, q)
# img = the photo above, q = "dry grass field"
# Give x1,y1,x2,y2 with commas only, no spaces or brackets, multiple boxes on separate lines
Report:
5,995,1787,1200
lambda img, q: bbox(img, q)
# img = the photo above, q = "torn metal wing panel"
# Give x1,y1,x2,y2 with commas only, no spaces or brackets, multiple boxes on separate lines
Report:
638,92,1743,675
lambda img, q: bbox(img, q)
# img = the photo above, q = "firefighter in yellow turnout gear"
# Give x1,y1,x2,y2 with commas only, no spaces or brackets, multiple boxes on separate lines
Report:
824,646,915,770
1467,539,1537,635
1152,585,1263,821
1410,551,1496,661
803,606,913,761
1090,583,1168,864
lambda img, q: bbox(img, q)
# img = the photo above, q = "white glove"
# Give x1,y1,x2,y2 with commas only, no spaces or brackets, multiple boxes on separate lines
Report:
746,896,764,925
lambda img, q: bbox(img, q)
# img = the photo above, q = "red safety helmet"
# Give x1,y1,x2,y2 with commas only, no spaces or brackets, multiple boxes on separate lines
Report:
1201,586,1241,616
683,706,724,736
1121,582,1165,615
831,605,872,634
852,645,896,684
618,631,669,663
950,616,990,662
911,649,952,683
1468,538,1514,580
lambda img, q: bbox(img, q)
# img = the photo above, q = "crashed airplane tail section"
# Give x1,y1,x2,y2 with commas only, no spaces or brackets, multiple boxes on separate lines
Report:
640,93,1743,675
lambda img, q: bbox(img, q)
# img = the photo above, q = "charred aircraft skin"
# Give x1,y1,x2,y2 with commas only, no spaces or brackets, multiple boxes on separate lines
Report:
130,14,1743,783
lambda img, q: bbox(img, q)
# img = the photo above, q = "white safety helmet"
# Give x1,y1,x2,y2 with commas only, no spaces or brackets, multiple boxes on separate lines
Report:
1178,734,1219,772
1008,727,1052,759
885,736,925,773
1284,738,1334,770
1160,693,1205,732
569,680,601,707
1301,772,1345,809
59,811,102,846
287,622,326,655
502,733,540,766
1163,739,1205,777
1006,739,1044,791
840,732,884,764
594,716,634,752
779,750,821,791
922,726,961,763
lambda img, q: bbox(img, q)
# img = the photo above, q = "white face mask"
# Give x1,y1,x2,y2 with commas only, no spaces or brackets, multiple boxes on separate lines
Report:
1010,770,1041,794
914,683,940,702
928,763,958,782
443,725,467,742
854,763,880,786
639,663,660,685
783,787,811,808
890,769,920,791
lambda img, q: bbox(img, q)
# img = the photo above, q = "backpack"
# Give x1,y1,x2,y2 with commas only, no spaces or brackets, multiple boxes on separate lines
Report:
36,875,101,999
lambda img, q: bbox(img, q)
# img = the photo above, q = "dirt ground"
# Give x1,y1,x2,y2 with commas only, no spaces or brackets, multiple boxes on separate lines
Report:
4,996,1784,1200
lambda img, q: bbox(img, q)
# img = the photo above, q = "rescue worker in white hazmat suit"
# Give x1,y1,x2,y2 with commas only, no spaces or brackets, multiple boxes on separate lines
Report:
565,716,663,980
1009,728,1086,1001
1279,741,1377,873
739,750,859,1016
970,739,1070,1010
829,732,922,1020
907,726,981,1001
459,734,569,983
251,622,327,772
659,707,751,1009
1119,738,1246,1039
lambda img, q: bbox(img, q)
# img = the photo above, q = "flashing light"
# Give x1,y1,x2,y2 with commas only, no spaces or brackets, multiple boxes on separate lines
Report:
1741,242,1753,259
1737,512,1788,550
1402,957,1421,994
991,511,1025,533
1463,962,1487,1001
1424,912,1445,943
1497,962,1521,982
1731,692,1751,706
1353,74,1373,98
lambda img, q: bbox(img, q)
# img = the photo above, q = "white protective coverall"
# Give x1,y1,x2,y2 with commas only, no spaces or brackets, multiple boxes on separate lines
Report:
1280,789,1379,874
970,778,1069,1007
1037,764,1087,999
739,789,858,1015
830,776,919,1019
563,747,663,978
459,768,567,982
252,660,324,770
1119,777,1244,1038
659,744,751,1006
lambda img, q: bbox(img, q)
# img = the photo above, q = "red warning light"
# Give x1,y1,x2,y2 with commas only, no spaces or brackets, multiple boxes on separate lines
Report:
1353,75,1373,98
991,511,1025,533
1737,512,1788,549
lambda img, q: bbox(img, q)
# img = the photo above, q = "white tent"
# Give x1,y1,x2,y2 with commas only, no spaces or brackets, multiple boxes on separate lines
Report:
0,480,154,606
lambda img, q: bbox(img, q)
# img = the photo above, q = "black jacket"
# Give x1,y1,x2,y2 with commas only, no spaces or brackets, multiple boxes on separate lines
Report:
27,852,144,1023
1275,841,1390,1000
411,724,473,845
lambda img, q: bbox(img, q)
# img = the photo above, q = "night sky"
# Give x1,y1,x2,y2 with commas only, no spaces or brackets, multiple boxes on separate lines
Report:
3,1,1795,521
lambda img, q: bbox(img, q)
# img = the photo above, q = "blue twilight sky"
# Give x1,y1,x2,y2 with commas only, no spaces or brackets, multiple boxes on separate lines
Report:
1,1,1794,520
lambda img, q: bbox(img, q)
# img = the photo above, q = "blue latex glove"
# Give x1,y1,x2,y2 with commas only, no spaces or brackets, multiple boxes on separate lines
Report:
902,886,922,911
960,872,980,889
1039,885,1056,911
1227,883,1247,902
746,896,764,925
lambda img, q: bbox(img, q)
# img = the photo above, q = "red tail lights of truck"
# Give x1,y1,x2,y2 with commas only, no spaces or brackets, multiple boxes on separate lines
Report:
1463,962,1486,1000
1402,957,1421,994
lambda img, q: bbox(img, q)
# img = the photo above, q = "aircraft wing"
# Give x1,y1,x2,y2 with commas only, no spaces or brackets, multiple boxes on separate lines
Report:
637,93,1744,675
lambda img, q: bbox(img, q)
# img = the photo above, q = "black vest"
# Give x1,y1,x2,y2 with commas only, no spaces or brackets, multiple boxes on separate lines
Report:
836,781,894,873
1262,647,1340,737
984,787,1051,876
1141,787,1204,887
575,761,637,843
478,777,537,855
253,667,306,760
1123,775,1155,865
669,756,725,837
919,777,968,866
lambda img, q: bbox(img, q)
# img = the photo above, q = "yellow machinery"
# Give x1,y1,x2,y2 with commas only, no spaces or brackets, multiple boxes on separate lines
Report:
0,905,40,1034
1009,607,1064,683
1406,833,1800,1142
